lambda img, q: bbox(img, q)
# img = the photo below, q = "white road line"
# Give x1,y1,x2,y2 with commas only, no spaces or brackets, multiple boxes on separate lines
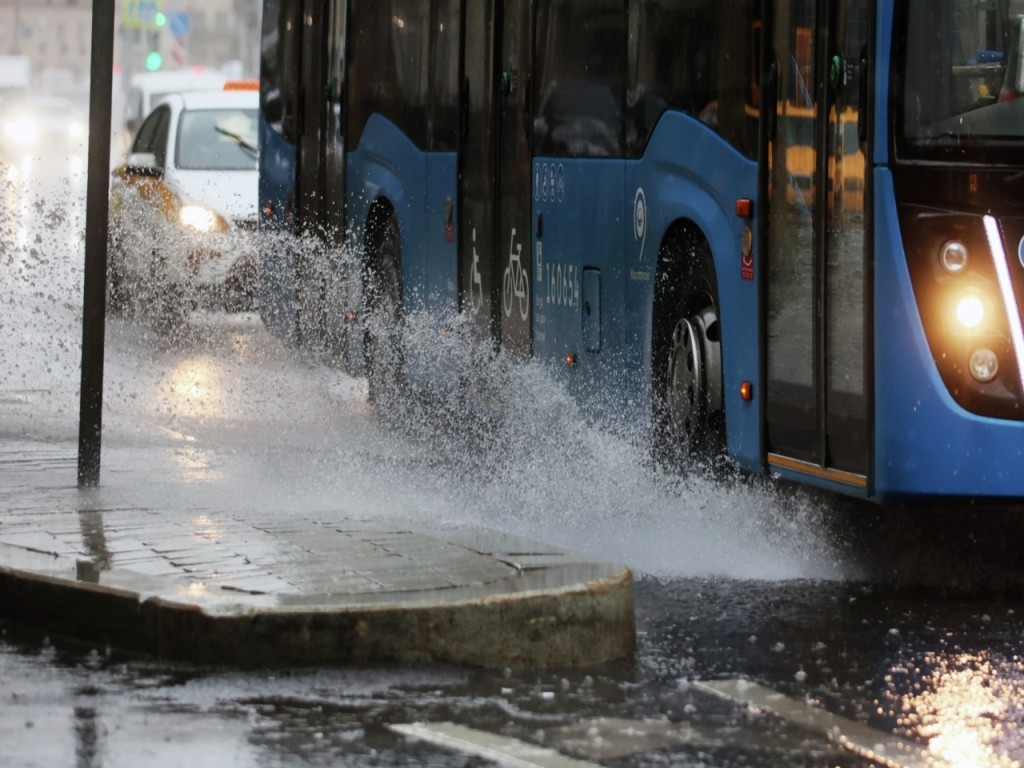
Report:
695,678,934,768
388,722,602,768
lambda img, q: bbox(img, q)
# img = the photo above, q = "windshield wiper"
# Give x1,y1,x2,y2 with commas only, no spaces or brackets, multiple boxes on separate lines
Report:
215,126,258,158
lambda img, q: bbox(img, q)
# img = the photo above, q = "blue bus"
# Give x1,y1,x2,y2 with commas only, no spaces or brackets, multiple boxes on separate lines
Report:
258,0,1024,503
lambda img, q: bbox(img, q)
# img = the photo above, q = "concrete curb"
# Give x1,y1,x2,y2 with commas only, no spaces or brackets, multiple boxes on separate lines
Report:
0,557,634,668
0,441,636,668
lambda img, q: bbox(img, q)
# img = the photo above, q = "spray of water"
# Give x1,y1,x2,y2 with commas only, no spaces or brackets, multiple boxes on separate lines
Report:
1,170,851,584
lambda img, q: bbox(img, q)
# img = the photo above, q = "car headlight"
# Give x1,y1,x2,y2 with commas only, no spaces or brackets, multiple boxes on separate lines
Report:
180,205,223,233
3,118,36,147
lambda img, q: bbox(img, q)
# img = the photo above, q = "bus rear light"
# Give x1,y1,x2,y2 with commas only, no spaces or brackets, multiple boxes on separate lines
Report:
739,381,753,401
939,240,969,274
735,198,753,219
969,348,999,383
955,294,985,329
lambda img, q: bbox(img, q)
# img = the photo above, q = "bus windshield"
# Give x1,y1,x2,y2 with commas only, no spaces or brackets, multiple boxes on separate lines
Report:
898,0,1024,164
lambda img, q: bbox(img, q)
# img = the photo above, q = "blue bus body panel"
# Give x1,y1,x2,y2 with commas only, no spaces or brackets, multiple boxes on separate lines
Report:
532,157,631,420
257,117,298,345
873,169,1024,502
347,115,459,388
625,113,762,469
532,114,760,463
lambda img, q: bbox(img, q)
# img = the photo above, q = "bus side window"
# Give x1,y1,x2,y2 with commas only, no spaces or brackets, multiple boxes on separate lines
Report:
533,0,626,158
625,0,758,159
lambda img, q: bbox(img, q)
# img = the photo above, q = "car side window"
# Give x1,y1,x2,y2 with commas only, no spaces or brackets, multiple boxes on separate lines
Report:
130,105,171,168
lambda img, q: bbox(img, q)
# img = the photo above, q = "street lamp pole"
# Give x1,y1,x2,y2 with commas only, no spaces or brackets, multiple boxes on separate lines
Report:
78,0,116,488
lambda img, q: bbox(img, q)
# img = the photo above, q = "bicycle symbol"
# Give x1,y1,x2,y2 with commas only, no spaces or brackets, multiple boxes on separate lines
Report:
468,227,484,314
502,227,530,321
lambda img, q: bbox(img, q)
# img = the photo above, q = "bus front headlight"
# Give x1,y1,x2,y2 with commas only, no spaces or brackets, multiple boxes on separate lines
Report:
955,294,985,329
940,240,969,274
969,348,999,383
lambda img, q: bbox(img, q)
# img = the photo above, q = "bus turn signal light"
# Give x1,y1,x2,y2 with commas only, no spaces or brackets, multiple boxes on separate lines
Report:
735,199,753,219
740,381,753,401
565,352,577,367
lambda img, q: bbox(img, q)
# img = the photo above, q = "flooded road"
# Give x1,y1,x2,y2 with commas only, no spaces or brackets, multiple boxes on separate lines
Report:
4,166,1024,766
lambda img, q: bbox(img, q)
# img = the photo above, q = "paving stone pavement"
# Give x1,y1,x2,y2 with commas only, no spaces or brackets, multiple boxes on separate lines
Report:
0,438,635,668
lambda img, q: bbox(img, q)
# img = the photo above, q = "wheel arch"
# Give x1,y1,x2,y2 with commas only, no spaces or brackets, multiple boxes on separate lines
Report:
651,218,721,395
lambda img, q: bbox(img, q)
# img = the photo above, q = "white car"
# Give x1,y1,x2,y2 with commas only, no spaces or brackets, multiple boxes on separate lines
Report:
108,85,259,325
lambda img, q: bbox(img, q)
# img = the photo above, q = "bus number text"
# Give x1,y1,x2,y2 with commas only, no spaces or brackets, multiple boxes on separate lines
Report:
545,262,579,308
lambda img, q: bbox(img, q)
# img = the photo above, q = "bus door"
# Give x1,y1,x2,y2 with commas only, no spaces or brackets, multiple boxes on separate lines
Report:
296,0,348,352
763,0,871,488
459,0,533,354
497,0,534,356
459,0,499,342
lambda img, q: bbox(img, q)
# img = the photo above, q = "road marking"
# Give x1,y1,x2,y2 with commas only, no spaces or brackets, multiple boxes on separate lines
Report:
389,722,601,768
695,678,933,768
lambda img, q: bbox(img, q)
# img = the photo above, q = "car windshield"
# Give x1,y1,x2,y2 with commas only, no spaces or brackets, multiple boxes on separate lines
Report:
897,0,1024,164
175,108,258,171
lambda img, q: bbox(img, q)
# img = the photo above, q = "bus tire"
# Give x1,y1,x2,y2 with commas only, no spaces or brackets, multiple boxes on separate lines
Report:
363,208,405,408
653,228,725,465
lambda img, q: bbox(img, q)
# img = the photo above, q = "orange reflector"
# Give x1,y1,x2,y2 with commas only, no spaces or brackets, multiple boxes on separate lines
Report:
740,381,753,401
735,198,753,219
565,352,577,367
224,79,259,91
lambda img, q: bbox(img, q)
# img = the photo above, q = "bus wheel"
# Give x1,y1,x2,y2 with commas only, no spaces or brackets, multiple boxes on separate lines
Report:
654,232,724,463
363,210,404,407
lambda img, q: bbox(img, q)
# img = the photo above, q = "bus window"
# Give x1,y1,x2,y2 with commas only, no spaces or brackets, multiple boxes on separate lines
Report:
626,0,759,158
428,0,460,151
899,0,1024,163
999,14,1024,100
259,0,299,142
533,0,626,157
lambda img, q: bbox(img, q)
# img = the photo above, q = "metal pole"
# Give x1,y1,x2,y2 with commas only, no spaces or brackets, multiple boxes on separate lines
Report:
77,0,116,488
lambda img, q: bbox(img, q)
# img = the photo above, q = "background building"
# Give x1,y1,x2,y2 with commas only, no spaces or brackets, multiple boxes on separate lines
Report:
0,0,260,97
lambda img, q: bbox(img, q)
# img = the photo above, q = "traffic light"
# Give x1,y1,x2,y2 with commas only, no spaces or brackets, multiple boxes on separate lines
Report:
145,28,162,71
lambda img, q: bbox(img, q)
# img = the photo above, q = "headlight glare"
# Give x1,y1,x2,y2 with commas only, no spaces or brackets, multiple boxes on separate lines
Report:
940,240,969,274
180,205,220,233
4,118,36,146
955,294,985,329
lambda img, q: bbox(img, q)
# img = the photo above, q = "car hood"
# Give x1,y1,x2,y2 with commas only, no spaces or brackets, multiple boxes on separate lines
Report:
170,169,258,224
